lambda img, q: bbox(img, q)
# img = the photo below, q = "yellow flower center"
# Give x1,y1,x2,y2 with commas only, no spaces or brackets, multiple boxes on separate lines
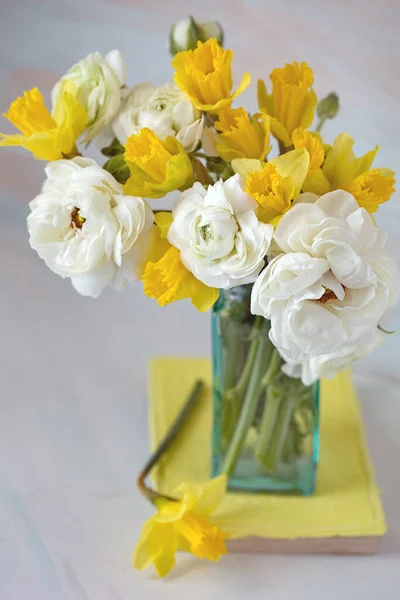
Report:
125,128,172,183
143,246,188,306
215,108,268,160
292,128,324,171
246,163,290,222
70,207,86,229
3,88,56,136
271,61,314,88
176,512,227,561
346,168,396,213
172,38,234,108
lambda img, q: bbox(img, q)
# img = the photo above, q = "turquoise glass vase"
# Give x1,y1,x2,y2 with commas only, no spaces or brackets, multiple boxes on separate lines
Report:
211,285,319,495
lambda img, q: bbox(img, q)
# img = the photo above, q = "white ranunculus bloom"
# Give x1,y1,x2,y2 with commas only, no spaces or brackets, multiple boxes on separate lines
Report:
27,157,154,298
282,332,385,385
251,190,398,381
168,175,274,289
112,82,204,152
52,50,127,143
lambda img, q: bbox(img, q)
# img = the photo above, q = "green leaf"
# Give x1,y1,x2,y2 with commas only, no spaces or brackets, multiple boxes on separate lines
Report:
103,155,130,184
101,137,125,158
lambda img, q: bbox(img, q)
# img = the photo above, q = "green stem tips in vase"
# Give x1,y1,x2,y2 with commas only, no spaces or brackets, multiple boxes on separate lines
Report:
212,286,320,495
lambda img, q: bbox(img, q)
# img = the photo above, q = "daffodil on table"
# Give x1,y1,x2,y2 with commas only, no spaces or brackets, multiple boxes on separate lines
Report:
134,380,230,578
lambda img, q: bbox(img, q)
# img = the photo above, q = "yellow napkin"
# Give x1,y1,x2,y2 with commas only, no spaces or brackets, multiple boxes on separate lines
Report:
149,358,386,540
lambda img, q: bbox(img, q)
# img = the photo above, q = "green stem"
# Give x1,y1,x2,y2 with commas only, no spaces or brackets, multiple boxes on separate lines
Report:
221,323,270,476
221,316,264,446
261,396,293,472
235,316,264,398
315,116,326,133
137,380,204,504
222,320,241,391
255,388,280,463
254,349,282,462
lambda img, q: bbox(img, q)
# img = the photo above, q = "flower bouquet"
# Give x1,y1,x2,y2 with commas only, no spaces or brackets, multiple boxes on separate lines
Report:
2,16,398,577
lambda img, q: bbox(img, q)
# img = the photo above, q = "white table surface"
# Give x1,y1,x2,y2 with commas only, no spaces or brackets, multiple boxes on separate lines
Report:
1,1,400,598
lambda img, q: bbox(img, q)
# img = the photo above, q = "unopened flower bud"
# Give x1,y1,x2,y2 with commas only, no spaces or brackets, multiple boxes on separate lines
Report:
169,17,224,55
317,92,340,120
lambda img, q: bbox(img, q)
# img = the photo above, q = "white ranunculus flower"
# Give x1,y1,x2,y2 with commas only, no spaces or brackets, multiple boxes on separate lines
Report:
168,175,274,289
112,82,204,152
282,332,385,385
52,50,126,143
27,157,154,298
251,190,398,381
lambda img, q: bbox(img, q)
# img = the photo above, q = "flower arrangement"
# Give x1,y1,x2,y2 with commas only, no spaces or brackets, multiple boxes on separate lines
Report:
2,16,398,577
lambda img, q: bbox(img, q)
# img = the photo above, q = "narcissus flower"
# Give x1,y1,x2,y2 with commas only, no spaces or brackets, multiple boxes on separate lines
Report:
124,128,194,199
134,475,228,577
172,38,251,113
301,133,396,213
258,61,317,147
142,212,219,311
213,107,271,161
0,83,87,161
232,148,310,225
292,128,324,172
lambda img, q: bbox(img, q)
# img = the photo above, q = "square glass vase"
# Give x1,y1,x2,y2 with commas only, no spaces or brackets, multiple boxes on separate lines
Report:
211,285,319,495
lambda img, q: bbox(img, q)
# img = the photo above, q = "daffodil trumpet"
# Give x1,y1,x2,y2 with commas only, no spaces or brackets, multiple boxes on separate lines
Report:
137,379,204,503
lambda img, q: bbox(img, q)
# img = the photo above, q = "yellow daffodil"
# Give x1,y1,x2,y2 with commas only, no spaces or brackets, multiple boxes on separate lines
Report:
258,61,317,148
292,128,324,171
0,82,87,160
134,475,228,577
346,168,396,213
124,128,194,199
172,38,251,113
213,107,271,161
232,148,309,224
142,212,219,311
302,133,396,212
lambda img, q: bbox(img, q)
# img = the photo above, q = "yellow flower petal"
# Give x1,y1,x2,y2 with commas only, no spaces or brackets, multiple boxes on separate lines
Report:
246,162,292,223
175,475,227,518
176,513,227,561
268,116,292,148
302,168,332,195
259,62,316,146
172,38,250,112
143,246,218,311
134,476,229,577
0,85,87,160
231,157,263,179
134,518,178,577
345,168,395,213
124,129,194,199
215,107,270,161
3,88,56,136
322,133,379,189
142,214,219,312
269,148,310,196
292,128,324,171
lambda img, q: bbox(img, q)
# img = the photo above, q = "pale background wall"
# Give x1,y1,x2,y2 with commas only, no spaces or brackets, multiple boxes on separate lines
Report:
1,1,400,598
